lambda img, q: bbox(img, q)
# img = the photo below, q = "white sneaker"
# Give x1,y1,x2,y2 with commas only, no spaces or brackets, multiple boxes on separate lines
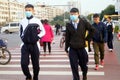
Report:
109,49,113,52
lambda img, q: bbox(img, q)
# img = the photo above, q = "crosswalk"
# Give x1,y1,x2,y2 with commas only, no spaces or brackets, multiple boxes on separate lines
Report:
0,36,105,80
0,47,104,80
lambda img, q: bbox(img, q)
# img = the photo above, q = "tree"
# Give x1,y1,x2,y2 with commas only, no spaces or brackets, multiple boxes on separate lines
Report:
50,12,70,26
100,5,116,20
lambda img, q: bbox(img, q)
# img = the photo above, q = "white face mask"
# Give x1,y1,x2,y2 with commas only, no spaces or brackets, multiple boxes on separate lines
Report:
25,11,33,18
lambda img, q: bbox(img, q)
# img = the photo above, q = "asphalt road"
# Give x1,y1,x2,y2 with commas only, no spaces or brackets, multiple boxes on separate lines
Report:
113,33,120,63
0,32,21,49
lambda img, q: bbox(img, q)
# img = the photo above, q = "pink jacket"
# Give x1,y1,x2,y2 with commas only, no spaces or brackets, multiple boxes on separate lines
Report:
41,23,54,42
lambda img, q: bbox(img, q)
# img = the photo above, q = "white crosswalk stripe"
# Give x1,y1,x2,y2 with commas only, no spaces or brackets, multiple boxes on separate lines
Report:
0,47,104,77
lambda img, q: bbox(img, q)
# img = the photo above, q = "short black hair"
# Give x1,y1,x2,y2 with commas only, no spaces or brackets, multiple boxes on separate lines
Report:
25,4,34,9
93,14,99,18
70,8,79,13
44,19,48,23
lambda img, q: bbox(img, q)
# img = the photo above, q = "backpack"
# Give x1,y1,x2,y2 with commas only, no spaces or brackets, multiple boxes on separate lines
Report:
106,22,113,32
21,24,39,44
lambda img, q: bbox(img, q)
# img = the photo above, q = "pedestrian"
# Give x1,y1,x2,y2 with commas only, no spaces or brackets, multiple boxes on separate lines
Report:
41,19,54,56
65,8,95,80
106,16,115,52
19,4,45,80
92,14,107,70
55,23,61,35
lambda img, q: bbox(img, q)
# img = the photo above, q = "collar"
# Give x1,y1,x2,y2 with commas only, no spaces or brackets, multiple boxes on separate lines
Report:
72,19,79,24
26,15,33,20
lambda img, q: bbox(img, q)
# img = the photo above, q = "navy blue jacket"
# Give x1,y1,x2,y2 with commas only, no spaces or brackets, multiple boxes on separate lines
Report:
92,22,107,43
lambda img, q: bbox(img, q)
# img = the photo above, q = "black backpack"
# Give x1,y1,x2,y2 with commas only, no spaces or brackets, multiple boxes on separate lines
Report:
21,24,39,44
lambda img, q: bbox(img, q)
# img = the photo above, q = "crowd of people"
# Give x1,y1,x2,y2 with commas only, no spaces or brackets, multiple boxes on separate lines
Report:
19,4,115,80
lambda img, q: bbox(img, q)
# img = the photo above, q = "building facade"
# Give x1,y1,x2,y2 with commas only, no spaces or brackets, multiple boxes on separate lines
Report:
0,0,24,25
68,0,81,13
34,2,64,21
0,0,64,26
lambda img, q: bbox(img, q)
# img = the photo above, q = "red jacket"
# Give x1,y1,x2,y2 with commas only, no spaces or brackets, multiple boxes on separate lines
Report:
41,23,54,42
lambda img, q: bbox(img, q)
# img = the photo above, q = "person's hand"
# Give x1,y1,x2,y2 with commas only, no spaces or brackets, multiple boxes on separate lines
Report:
65,48,68,53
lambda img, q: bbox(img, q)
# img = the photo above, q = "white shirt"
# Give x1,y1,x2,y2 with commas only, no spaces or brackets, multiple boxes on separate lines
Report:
72,19,79,30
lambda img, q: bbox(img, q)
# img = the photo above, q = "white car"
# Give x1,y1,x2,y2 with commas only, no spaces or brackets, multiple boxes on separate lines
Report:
1,22,19,34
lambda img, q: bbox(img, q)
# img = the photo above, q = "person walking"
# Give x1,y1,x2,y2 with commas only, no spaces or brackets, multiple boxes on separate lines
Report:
55,23,61,35
41,19,54,56
106,16,115,52
92,14,107,70
65,8,95,80
19,4,45,80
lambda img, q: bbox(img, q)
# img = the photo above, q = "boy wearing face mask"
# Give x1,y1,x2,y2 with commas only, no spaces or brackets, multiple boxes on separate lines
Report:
65,8,95,80
19,4,45,80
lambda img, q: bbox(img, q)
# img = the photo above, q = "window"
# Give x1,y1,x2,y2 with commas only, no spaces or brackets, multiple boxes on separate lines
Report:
10,23,19,27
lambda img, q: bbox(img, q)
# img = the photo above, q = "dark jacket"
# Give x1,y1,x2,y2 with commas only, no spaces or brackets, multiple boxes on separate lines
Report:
21,24,39,44
92,22,107,43
65,19,95,50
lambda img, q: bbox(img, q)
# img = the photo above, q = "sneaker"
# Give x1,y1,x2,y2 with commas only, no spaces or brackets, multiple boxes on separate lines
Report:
109,49,113,52
95,64,99,70
100,60,104,66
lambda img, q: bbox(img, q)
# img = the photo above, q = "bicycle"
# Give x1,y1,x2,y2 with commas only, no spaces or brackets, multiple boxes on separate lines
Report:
0,39,11,65
59,30,66,48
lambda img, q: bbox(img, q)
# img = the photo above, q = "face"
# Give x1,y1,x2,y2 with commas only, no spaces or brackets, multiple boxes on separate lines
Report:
25,7,34,17
107,18,111,22
70,12,79,22
93,17,100,24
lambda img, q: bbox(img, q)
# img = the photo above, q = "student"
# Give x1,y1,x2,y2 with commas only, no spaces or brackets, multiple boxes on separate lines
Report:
65,8,95,80
92,14,107,70
106,16,115,52
19,4,45,80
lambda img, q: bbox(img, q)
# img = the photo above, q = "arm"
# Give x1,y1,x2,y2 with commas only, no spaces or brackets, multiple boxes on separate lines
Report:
65,23,70,53
38,20,46,38
50,25,54,40
112,22,115,34
19,24,23,38
103,23,107,43
85,21,96,41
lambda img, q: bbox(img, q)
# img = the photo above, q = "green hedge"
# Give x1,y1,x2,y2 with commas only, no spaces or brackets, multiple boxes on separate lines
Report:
114,25,119,33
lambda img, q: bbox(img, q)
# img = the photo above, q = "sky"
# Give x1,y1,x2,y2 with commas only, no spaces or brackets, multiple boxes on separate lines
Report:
18,0,116,15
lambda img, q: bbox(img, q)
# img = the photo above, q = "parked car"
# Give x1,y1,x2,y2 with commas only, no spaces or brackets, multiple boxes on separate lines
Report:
1,22,19,34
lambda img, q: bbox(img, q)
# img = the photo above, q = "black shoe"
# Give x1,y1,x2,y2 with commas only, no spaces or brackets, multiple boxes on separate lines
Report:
83,76,87,80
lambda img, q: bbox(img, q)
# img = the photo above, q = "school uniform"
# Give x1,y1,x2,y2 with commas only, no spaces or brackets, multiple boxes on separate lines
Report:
65,19,95,80
19,16,45,80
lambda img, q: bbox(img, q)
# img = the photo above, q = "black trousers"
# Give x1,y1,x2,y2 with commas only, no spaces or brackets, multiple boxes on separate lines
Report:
107,32,113,49
69,48,88,80
21,44,40,80
43,42,51,53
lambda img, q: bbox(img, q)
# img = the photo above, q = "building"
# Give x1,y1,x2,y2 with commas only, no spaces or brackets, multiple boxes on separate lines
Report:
34,2,64,21
0,0,24,26
115,0,120,14
0,1,64,26
68,0,81,13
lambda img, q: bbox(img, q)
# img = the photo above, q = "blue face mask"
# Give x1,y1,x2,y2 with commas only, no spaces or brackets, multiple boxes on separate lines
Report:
70,15,78,21
25,11,33,18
